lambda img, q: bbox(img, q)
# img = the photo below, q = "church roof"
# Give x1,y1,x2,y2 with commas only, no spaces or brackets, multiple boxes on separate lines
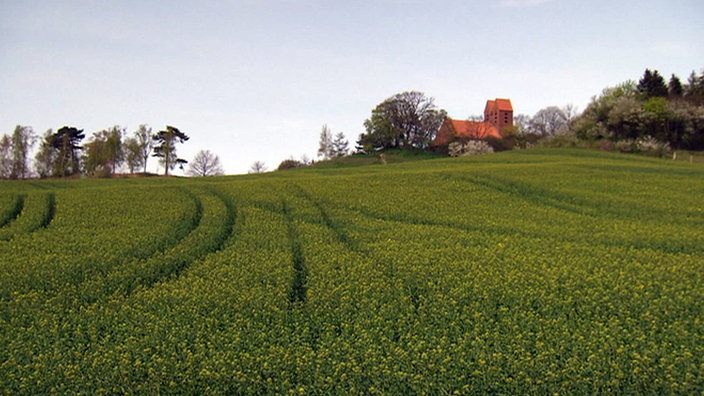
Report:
495,98,513,112
447,119,501,140
485,98,513,112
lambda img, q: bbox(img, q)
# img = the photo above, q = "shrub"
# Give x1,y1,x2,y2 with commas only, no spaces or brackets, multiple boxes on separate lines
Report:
277,159,304,170
613,137,671,157
448,140,494,157
636,136,671,157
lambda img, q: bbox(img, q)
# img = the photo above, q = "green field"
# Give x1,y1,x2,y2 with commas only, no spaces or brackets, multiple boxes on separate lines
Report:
1,149,702,394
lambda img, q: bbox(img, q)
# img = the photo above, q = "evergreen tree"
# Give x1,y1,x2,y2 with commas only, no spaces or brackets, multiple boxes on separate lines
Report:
152,126,189,176
668,74,683,98
331,132,349,157
637,69,668,99
684,70,704,105
52,126,85,177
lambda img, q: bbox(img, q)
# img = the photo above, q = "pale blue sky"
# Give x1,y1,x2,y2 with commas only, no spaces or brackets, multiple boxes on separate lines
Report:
1,0,702,174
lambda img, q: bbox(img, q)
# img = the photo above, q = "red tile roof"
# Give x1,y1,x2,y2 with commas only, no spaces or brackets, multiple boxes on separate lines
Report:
485,100,495,114
495,98,513,112
485,98,513,113
434,118,501,145
453,120,501,139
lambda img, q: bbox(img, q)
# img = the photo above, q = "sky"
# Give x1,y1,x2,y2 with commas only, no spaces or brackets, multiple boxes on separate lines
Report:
1,0,703,175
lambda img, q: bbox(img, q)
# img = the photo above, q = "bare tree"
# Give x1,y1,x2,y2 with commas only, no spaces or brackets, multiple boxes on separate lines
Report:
0,134,11,179
248,160,267,174
187,149,224,177
529,106,569,137
317,124,333,160
135,124,153,173
513,114,532,135
34,129,55,178
562,104,579,123
10,125,35,179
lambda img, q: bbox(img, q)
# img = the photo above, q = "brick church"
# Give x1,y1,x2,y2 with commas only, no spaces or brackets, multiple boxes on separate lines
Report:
434,98,513,146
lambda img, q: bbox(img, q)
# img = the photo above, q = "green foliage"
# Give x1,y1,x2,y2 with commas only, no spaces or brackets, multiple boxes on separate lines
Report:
637,68,668,99
152,125,189,175
358,91,447,150
9,125,35,179
83,126,125,177
277,158,304,170
574,69,704,150
0,150,703,393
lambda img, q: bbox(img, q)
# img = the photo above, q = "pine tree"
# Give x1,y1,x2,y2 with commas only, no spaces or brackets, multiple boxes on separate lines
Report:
331,132,349,158
52,126,85,177
637,68,668,99
668,74,683,98
152,126,189,176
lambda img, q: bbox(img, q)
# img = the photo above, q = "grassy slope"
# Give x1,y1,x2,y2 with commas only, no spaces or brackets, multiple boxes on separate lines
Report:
1,148,703,393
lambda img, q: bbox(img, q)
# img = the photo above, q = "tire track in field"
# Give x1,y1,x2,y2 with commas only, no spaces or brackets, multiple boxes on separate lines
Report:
24,187,205,305
0,195,25,228
1,188,204,303
289,185,433,324
290,184,358,251
282,198,308,306
0,193,55,241
453,173,598,217
92,186,237,302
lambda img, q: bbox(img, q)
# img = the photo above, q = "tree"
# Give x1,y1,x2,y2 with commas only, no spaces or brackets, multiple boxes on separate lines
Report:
186,149,224,177
529,106,569,137
249,160,267,174
83,126,124,177
124,136,141,174
0,134,11,179
52,126,85,177
331,132,349,157
637,68,668,99
152,125,189,176
9,125,35,179
359,91,447,150
123,124,153,174
684,69,704,105
669,74,684,98
317,124,334,160
34,129,55,178
134,124,153,173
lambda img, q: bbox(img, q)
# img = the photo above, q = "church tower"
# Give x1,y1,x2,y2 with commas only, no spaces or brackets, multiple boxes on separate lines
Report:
484,98,513,134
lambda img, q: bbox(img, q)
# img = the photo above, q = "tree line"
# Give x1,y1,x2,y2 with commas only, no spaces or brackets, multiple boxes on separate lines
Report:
350,67,704,156
1,124,225,179
571,68,704,151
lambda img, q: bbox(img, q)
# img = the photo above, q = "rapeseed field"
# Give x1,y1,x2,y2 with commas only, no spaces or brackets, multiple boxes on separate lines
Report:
0,149,702,394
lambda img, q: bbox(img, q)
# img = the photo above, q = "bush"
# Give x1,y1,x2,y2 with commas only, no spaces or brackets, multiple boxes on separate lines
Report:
448,140,494,157
277,159,304,171
612,137,671,157
636,136,672,157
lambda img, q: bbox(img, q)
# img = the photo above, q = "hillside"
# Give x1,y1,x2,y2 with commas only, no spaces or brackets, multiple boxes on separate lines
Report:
1,149,702,393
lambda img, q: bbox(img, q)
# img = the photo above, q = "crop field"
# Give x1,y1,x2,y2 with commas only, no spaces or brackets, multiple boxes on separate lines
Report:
0,149,702,394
